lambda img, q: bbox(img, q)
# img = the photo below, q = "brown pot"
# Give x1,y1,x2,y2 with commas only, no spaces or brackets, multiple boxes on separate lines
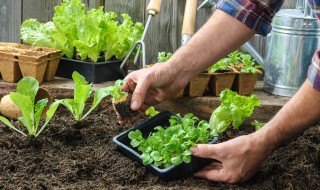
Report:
188,73,211,97
0,42,61,84
18,61,48,84
0,58,22,82
232,73,259,95
208,72,236,96
44,54,61,81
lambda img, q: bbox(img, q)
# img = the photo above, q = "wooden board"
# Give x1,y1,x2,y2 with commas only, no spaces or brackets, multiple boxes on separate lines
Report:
22,0,61,22
0,0,22,43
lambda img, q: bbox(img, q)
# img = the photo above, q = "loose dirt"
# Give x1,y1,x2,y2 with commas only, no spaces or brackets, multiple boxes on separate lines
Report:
0,103,319,190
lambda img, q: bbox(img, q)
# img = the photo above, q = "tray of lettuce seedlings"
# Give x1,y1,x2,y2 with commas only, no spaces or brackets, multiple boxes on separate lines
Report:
113,89,261,181
20,0,144,83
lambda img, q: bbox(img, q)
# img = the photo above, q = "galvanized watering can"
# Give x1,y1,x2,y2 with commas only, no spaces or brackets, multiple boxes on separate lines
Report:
198,0,320,97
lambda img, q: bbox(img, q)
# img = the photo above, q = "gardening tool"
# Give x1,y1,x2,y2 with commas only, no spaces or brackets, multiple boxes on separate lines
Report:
181,0,198,45
198,0,320,97
120,0,162,76
197,0,217,13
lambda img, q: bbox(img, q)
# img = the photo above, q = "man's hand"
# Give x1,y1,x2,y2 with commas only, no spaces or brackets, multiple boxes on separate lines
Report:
191,133,273,183
117,62,188,125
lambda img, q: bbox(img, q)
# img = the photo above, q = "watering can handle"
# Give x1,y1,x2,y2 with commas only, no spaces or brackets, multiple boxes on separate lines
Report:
182,0,198,36
147,0,162,15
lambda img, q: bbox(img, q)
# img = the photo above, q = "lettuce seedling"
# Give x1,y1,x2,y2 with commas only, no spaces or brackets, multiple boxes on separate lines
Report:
209,89,261,135
238,54,263,74
207,58,231,73
60,71,109,121
0,77,61,137
251,120,266,131
145,106,159,118
157,52,173,62
102,80,139,119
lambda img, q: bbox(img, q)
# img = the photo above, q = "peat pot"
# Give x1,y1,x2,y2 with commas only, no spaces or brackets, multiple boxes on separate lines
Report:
208,72,236,96
113,111,218,181
188,73,211,97
232,73,260,96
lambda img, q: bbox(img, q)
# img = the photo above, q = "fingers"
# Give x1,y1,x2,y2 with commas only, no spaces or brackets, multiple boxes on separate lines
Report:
194,163,227,182
122,77,136,93
191,144,222,160
130,77,151,111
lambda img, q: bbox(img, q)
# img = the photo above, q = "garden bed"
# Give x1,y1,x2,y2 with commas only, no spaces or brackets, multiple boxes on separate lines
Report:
0,101,319,189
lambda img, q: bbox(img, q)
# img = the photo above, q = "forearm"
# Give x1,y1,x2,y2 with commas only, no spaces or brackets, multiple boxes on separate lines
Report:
255,81,320,152
167,9,255,82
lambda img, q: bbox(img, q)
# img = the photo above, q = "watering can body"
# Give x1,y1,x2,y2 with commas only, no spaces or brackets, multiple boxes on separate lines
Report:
263,9,320,97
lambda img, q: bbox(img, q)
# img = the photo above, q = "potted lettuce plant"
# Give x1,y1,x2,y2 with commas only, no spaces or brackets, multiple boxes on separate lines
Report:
231,53,263,95
206,52,239,96
20,0,144,83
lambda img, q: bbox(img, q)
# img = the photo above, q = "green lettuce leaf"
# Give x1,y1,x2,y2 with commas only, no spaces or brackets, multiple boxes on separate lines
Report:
10,92,34,134
36,100,63,137
34,98,48,130
0,116,27,137
209,89,260,135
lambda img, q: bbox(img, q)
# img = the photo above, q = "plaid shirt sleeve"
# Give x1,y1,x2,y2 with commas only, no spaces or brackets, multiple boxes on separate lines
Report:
215,0,284,36
308,51,320,92
307,0,320,92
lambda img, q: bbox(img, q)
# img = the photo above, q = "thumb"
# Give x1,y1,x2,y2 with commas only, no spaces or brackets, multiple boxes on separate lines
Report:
190,144,220,160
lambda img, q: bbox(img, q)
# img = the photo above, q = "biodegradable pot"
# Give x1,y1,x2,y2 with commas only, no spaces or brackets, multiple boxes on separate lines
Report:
56,58,123,83
188,73,211,97
18,61,48,84
232,73,259,95
0,58,22,82
44,53,61,81
208,72,236,96
113,111,218,181
113,94,139,119
0,43,61,84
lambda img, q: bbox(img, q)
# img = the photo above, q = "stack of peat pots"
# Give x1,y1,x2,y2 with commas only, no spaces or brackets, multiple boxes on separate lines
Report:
0,43,61,84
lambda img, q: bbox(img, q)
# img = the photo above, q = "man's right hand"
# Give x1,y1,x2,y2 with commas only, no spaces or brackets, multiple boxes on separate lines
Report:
118,62,188,125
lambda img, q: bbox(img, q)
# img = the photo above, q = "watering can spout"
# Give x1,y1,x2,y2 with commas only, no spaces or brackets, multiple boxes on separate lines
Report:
240,42,264,66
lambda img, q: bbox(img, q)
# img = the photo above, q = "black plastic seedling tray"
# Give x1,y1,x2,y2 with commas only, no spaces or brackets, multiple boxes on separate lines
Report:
113,110,219,181
56,58,124,83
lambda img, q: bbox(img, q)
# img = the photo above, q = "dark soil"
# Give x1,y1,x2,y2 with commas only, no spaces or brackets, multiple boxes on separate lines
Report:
0,103,319,190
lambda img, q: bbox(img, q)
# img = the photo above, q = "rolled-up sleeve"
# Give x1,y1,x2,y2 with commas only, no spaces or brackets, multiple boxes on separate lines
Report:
215,0,284,36
308,51,320,92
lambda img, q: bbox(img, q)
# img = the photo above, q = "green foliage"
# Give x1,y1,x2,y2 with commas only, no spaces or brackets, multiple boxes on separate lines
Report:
101,80,127,101
239,54,263,74
209,89,261,135
207,51,263,74
129,89,261,168
145,106,159,118
61,71,109,121
207,58,230,73
128,114,212,168
251,120,266,131
0,77,62,137
20,0,144,62
157,52,173,62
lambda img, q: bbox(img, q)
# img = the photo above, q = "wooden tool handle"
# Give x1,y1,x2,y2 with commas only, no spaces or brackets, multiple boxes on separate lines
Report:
182,0,197,35
147,0,162,15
